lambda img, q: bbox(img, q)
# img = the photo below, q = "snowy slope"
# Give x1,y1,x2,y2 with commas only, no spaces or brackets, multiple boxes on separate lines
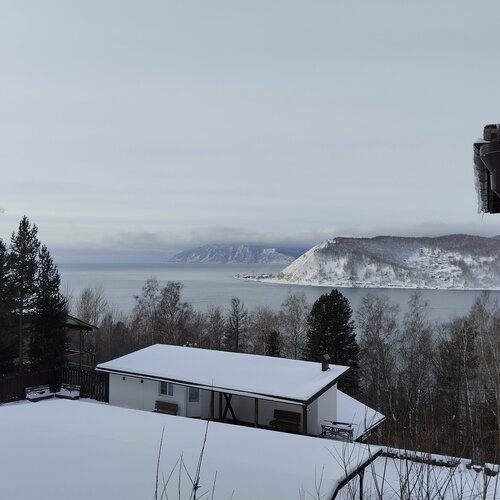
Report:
0,399,379,500
272,235,500,290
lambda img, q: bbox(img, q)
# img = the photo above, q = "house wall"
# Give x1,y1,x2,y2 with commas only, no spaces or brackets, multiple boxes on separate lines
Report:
307,399,319,435
316,384,338,433
108,374,336,437
109,374,188,415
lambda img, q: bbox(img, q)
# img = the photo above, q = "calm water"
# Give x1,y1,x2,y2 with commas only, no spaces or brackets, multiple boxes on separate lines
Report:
59,262,500,321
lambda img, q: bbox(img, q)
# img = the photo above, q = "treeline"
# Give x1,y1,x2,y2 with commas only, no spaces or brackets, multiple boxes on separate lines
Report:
357,291,500,464
0,216,67,373
71,278,312,368
74,280,500,464
2,217,498,464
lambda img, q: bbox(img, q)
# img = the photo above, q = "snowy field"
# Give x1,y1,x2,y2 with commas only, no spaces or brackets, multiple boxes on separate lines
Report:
0,399,379,500
1,399,497,499
341,454,500,499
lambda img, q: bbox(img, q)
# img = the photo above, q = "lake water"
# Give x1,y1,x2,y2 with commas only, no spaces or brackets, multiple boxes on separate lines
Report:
58,262,500,322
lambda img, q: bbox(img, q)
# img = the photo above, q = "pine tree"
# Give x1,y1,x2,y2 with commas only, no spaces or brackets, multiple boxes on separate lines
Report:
304,290,360,395
0,240,16,373
9,216,40,371
30,245,67,370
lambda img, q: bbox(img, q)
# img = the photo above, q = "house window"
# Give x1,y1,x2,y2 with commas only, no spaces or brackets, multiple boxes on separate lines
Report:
160,382,174,397
188,387,199,403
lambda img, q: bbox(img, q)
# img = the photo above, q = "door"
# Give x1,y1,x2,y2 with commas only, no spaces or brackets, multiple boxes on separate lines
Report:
186,387,201,417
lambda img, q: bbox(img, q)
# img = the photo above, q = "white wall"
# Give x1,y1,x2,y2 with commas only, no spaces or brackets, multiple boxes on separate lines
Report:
307,399,319,435
317,384,338,433
109,374,188,415
108,375,336,437
109,374,144,409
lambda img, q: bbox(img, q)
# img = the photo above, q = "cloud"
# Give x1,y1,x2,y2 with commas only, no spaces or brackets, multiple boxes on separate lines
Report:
50,217,500,257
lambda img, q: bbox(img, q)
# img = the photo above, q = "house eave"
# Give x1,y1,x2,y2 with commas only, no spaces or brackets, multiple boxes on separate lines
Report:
305,367,349,406
97,366,314,405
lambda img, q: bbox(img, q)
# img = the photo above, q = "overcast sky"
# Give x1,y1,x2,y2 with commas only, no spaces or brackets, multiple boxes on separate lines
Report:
1,0,500,256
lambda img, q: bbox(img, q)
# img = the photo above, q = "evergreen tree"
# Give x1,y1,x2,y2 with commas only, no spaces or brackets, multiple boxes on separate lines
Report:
304,290,360,395
0,240,16,373
265,330,282,357
29,245,67,370
9,216,40,371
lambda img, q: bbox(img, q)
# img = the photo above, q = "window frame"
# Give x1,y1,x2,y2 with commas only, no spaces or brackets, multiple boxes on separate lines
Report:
160,381,174,397
188,387,200,403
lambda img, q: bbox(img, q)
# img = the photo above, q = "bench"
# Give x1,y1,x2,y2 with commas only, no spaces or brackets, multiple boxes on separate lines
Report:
269,409,301,433
55,383,81,400
154,400,178,415
26,385,54,402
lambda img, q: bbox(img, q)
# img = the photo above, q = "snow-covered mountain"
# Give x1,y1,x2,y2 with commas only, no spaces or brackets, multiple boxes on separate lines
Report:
172,244,303,265
272,235,500,289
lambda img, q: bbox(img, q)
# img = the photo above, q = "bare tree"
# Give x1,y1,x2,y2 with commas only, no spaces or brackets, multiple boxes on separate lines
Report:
131,277,162,345
279,291,308,359
158,281,191,345
97,312,140,363
356,293,399,433
75,286,109,326
204,306,225,350
468,292,500,461
248,305,279,355
435,318,479,459
223,297,248,352
397,292,436,449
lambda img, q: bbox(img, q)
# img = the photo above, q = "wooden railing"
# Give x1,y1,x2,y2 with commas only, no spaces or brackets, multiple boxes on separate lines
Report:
0,366,109,404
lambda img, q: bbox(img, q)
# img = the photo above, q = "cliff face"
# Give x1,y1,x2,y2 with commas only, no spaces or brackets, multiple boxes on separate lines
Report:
274,235,500,289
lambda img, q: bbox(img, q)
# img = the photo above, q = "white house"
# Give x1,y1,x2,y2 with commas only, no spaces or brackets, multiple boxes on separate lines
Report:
97,344,384,440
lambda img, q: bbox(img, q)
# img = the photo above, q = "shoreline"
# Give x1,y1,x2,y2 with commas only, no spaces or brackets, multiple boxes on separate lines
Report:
235,276,500,292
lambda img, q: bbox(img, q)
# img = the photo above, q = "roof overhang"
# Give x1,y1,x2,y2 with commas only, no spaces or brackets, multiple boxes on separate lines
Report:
96,345,350,406
97,365,348,406
64,315,98,331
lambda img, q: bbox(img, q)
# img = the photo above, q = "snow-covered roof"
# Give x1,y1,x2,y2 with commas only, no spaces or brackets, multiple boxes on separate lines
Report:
97,344,349,403
0,400,381,500
337,390,385,441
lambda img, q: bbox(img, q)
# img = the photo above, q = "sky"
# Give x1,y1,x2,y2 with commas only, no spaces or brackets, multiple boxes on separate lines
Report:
1,0,500,259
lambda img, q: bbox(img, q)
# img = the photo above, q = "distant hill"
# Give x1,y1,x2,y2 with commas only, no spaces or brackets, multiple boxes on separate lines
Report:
271,235,500,289
171,244,306,265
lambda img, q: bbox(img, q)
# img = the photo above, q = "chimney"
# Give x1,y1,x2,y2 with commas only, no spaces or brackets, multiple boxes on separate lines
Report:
321,354,330,372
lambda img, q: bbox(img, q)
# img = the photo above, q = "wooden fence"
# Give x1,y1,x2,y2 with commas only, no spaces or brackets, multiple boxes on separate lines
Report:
60,366,109,402
0,366,109,404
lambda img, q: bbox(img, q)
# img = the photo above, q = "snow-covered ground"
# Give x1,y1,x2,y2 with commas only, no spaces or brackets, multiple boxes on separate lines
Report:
340,452,500,499
0,399,379,500
1,399,497,499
